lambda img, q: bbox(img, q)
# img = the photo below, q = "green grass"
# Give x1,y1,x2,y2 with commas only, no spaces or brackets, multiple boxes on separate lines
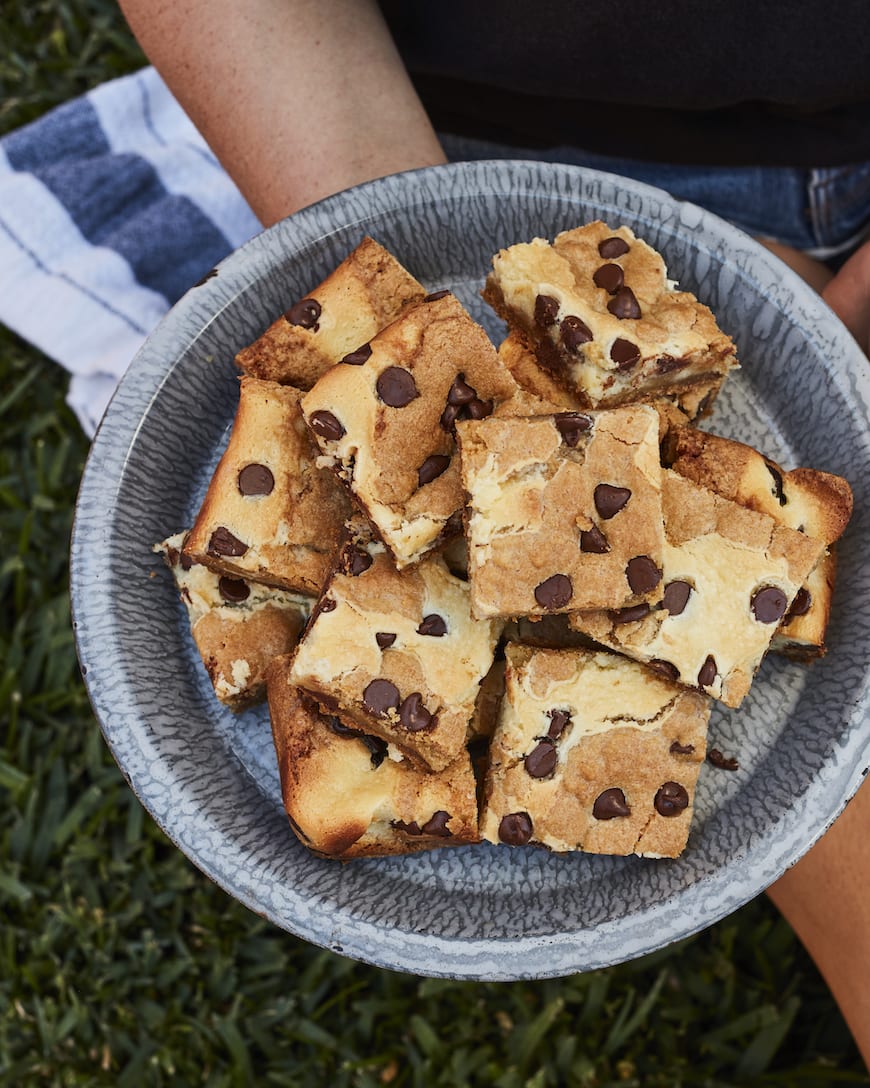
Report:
1,3,868,1085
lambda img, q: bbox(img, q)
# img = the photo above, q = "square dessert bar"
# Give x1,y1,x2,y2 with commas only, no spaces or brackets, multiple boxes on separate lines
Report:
480,643,712,858
267,658,479,859
183,376,351,597
289,522,503,772
300,291,520,568
457,404,666,619
663,424,853,658
156,533,309,710
570,470,827,708
235,235,426,389
483,220,738,412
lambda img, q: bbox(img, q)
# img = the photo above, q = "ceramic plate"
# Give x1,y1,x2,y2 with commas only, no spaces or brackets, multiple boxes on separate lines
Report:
71,161,870,980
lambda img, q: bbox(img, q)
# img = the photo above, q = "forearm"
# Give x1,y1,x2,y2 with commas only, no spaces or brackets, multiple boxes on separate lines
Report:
118,0,447,226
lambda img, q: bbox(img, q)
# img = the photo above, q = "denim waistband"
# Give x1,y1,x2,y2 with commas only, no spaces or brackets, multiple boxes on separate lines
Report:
440,133,870,262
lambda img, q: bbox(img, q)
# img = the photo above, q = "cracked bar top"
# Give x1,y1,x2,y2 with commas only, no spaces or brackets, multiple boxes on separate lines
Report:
183,377,351,597
457,404,665,619
288,522,503,773
479,643,711,858
663,424,853,659
570,470,827,707
235,236,427,390
156,533,309,710
267,658,479,859
300,291,520,568
482,220,738,412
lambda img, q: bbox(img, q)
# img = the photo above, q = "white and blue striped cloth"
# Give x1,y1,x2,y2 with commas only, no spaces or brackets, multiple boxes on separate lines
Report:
0,66,261,436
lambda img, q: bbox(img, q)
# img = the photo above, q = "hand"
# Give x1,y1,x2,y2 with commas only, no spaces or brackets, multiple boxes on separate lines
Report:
823,238,870,357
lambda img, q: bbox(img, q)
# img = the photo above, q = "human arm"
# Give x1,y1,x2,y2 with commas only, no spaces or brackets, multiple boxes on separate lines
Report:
117,0,447,227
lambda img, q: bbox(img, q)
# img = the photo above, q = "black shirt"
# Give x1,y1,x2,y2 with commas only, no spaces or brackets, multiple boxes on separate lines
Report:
380,1,870,166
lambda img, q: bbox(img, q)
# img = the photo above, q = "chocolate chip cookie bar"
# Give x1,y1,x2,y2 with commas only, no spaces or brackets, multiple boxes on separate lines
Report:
288,523,503,772
662,425,853,658
156,533,309,710
483,221,737,412
183,377,351,596
457,404,665,618
570,470,827,707
235,236,426,389
479,643,711,858
300,291,519,568
267,659,479,858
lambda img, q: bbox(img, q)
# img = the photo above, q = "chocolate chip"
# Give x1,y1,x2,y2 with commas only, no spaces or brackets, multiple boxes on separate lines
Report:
207,526,248,557
765,460,786,505
657,355,687,374
598,236,630,259
785,587,812,620
417,454,451,488
592,787,631,820
392,819,422,835
421,810,452,837
524,739,557,778
319,597,337,613
439,402,461,433
594,483,631,519
534,293,560,328
610,338,641,369
285,298,321,329
399,692,433,731
547,709,572,739
218,576,250,603
626,555,662,595
376,366,418,408
341,343,372,366
555,412,593,447
498,812,533,845
328,715,358,737
534,573,573,610
751,585,788,624
593,263,624,294
343,546,372,577
654,781,689,817
663,580,692,616
362,678,400,717
697,655,717,688
708,748,740,771
580,524,610,554
611,603,651,625
560,315,594,352
669,740,695,755
417,614,447,637
375,631,396,649
467,397,494,420
424,289,450,302
237,463,274,496
309,410,345,441
608,286,641,320
179,552,193,571
447,375,477,406
361,735,389,767
648,659,680,682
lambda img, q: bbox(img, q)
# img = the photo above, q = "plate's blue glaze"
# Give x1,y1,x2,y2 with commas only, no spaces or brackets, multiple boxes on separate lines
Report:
70,161,870,979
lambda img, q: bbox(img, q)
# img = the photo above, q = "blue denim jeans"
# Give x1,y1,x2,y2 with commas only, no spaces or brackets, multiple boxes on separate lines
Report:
440,133,870,265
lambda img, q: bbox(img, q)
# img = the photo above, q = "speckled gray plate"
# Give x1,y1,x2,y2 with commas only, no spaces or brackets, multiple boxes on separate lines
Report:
71,161,870,980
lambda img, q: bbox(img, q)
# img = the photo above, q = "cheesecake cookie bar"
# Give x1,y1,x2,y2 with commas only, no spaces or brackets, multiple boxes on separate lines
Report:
483,221,737,411
301,291,519,568
480,644,711,858
457,404,665,618
235,236,426,389
267,660,479,858
570,470,827,707
183,377,351,596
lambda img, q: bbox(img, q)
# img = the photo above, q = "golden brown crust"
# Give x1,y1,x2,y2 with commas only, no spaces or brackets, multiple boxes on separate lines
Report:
235,236,426,389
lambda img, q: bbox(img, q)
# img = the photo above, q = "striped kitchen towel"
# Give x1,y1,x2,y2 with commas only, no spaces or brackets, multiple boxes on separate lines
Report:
0,66,261,436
